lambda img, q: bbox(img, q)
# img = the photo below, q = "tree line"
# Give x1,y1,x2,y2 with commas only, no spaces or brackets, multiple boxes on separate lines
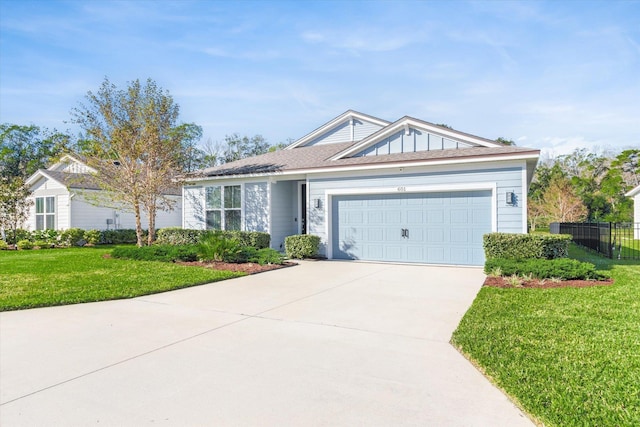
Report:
2,77,638,243
1,77,278,245
528,148,639,230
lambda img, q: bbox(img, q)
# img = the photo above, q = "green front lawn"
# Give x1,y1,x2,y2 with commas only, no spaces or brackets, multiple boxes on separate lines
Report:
452,245,640,426
0,246,244,311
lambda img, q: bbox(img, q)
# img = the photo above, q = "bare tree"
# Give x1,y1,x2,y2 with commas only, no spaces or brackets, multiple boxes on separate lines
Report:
540,176,588,223
72,77,199,246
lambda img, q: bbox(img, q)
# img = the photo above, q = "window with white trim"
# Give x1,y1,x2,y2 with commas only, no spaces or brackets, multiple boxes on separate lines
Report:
206,185,241,230
35,196,55,230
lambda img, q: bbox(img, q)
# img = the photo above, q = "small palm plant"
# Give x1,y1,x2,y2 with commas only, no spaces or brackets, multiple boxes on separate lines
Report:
197,231,243,262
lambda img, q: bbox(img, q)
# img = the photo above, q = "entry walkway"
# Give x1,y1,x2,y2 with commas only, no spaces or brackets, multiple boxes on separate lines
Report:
1,261,533,426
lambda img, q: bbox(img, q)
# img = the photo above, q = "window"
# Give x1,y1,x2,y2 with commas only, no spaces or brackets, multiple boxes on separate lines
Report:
35,196,55,230
205,185,241,230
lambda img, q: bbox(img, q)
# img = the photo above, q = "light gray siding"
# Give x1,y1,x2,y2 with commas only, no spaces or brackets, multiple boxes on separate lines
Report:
183,186,206,230
270,181,297,251
308,164,526,257
353,119,385,140
69,192,181,230
244,182,269,232
305,119,384,146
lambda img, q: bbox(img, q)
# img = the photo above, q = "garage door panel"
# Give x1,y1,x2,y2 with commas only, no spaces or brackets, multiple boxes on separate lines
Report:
385,245,403,260
450,209,468,223
368,211,384,224
385,210,402,223
333,190,491,265
427,210,444,223
427,229,445,243
407,210,424,224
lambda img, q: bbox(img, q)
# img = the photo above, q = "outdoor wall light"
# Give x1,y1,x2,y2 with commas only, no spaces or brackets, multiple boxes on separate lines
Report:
506,191,516,206
314,198,322,209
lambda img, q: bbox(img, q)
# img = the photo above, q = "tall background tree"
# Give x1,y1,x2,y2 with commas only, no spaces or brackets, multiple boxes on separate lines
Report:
528,147,639,230
72,77,202,246
0,124,70,242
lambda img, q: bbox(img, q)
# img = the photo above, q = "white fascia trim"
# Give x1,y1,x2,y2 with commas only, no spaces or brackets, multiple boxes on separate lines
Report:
25,170,65,188
625,184,640,197
331,118,502,160
285,111,391,149
184,152,540,183
522,165,528,233
324,182,498,260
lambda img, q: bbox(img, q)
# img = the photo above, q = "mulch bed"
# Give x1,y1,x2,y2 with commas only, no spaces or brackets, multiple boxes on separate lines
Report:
176,260,297,274
483,276,614,289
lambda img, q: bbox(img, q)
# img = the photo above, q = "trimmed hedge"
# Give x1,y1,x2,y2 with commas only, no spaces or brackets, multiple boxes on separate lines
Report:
483,233,571,260
155,228,203,245
285,234,320,259
111,245,199,262
485,258,606,281
156,227,270,249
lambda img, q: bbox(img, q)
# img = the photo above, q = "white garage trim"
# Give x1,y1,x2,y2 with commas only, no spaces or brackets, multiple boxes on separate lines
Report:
324,182,497,260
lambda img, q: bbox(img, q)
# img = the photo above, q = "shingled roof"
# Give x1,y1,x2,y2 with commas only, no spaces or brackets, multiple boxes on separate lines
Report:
32,170,182,196
190,142,539,179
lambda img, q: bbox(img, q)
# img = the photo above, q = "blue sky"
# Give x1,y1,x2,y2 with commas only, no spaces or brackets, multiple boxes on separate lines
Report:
1,0,638,157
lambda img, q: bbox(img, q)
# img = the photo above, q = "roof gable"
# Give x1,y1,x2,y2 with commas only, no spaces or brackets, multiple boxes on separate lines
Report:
48,154,96,174
331,117,503,160
286,110,390,149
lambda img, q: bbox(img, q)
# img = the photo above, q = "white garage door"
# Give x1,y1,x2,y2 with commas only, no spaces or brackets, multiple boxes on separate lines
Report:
332,191,492,265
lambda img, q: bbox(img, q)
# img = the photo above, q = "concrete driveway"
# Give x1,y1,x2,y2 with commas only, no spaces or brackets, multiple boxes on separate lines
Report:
1,261,533,426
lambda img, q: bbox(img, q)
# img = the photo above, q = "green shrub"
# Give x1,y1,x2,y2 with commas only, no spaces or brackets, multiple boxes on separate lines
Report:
285,234,320,259
17,240,33,250
33,240,53,249
484,258,606,281
0,240,8,250
101,229,140,244
220,231,271,249
156,228,203,245
59,228,86,247
32,229,58,244
483,233,571,260
197,232,244,262
155,228,271,249
249,248,285,265
83,230,101,245
4,228,31,245
111,245,198,262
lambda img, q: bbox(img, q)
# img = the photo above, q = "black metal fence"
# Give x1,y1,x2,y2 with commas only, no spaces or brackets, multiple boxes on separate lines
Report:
551,222,640,260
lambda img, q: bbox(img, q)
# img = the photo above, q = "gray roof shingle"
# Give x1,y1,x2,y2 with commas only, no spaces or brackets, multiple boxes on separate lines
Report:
190,143,539,178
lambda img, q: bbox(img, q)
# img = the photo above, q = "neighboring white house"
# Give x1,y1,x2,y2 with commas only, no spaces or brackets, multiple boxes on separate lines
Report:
25,154,182,231
626,184,640,239
182,110,540,266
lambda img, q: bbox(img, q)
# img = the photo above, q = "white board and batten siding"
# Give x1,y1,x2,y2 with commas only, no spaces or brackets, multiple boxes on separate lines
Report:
183,186,206,230
269,181,297,251
244,182,269,232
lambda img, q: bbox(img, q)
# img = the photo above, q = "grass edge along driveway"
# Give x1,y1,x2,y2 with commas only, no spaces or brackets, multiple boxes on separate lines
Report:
452,245,640,427
0,246,244,311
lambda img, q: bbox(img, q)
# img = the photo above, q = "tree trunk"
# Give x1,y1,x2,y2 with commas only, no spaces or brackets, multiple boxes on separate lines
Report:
133,200,144,247
147,201,156,246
